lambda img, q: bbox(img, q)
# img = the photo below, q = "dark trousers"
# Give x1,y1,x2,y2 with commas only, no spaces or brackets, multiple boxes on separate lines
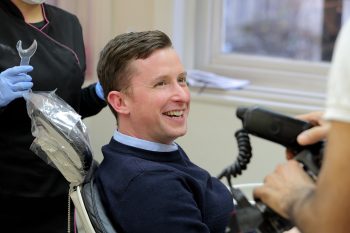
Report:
0,195,75,233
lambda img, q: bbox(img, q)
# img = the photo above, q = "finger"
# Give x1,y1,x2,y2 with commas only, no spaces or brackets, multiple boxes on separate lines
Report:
297,126,328,145
10,90,30,100
295,111,323,123
253,185,275,202
8,74,32,84
286,149,294,160
252,185,265,200
11,81,33,91
2,65,33,76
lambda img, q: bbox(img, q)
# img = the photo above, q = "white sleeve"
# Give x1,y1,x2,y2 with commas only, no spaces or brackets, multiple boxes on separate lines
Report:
324,20,350,123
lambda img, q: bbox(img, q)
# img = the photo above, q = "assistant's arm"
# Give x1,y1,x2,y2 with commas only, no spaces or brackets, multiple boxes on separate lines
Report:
79,83,106,118
291,121,350,233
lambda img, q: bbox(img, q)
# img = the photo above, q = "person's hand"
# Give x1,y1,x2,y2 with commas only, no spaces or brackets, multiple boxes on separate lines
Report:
95,82,105,100
296,111,329,145
286,111,329,160
0,66,33,107
253,160,315,219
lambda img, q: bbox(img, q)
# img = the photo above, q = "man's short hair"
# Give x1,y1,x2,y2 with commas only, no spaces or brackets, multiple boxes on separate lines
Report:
96,30,173,119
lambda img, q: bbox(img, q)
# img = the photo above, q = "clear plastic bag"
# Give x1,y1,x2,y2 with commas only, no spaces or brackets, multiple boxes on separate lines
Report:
24,90,93,185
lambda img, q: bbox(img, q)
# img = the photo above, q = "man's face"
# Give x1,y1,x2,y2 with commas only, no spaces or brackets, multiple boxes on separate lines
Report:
121,47,190,144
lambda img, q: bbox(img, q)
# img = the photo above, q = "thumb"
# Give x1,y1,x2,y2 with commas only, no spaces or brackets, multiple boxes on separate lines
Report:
297,126,328,145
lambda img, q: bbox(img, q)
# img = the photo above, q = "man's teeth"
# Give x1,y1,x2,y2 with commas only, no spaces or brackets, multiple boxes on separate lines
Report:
164,110,183,117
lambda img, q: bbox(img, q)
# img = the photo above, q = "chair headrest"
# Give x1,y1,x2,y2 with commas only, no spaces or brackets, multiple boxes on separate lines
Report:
24,91,93,185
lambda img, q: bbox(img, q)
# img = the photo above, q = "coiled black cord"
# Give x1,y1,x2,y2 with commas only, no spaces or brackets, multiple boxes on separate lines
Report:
218,129,252,186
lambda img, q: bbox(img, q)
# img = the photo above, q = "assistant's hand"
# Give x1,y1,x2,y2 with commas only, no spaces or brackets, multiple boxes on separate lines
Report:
296,111,329,145
95,82,105,101
0,65,33,107
253,160,315,219
286,111,329,160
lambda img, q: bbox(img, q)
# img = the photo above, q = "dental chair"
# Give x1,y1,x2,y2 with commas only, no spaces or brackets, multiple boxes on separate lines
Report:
71,162,116,233
24,91,117,233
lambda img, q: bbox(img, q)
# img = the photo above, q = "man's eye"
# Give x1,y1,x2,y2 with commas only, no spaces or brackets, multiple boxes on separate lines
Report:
178,77,187,85
155,81,166,87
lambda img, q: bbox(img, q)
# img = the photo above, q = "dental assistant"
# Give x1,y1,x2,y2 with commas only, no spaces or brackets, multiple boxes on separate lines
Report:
0,0,106,232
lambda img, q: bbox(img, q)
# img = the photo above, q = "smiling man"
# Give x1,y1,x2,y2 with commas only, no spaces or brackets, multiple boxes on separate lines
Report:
94,30,236,233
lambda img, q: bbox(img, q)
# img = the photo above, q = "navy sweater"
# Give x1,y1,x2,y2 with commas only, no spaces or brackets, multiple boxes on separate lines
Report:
95,139,234,233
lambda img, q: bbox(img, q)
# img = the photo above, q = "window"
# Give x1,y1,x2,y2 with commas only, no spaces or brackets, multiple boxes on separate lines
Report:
193,0,350,110
223,0,349,62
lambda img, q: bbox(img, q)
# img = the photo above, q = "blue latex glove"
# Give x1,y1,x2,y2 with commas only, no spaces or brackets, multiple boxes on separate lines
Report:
95,82,105,100
0,65,33,107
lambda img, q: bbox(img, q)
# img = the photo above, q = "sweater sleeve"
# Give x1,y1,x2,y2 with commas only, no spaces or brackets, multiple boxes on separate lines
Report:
111,171,211,233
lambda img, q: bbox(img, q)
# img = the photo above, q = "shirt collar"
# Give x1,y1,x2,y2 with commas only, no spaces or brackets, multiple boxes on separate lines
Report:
113,130,178,152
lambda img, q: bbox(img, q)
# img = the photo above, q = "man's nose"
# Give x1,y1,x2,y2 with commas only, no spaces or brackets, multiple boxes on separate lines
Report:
171,83,190,102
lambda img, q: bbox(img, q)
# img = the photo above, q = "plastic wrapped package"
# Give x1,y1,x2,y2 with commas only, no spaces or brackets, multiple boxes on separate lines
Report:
24,90,93,185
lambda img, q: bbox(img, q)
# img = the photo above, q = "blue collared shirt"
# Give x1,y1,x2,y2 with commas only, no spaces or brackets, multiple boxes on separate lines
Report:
113,130,178,152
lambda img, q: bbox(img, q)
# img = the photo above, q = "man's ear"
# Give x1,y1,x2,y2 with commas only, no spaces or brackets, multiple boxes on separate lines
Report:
107,91,130,114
